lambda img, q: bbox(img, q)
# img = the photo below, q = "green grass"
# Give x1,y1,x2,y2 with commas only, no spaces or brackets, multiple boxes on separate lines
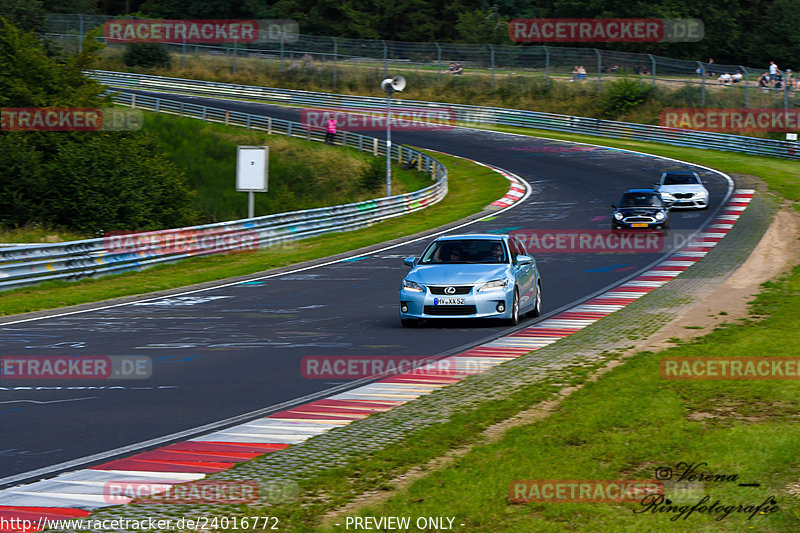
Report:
144,113,431,223
347,266,800,532
0,150,506,317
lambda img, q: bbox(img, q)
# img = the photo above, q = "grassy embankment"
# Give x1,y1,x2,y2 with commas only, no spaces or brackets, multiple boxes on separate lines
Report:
94,45,793,136
0,111,507,316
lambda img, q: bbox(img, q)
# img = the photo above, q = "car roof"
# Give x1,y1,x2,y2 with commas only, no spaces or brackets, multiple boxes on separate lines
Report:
661,171,699,176
434,234,508,242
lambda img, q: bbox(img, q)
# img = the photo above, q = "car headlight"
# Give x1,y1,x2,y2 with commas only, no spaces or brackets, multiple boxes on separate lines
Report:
655,211,666,221
402,279,424,292
478,279,509,292
613,212,624,221
660,192,675,199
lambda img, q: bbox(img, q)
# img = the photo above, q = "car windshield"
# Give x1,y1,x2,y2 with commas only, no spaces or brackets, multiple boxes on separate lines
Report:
620,193,662,207
419,239,507,264
663,173,700,185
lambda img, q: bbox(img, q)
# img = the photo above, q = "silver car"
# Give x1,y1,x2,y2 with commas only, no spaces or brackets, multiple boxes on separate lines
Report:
399,234,542,327
655,171,709,209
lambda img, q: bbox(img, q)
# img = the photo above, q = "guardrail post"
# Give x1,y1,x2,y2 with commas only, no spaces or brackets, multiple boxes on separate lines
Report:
268,116,272,134
544,46,550,88
741,66,749,108
225,109,229,125
246,114,251,129
373,138,379,156
332,37,338,89
489,44,495,87
435,42,441,82
383,40,388,77
154,98,160,112
649,54,656,88
131,94,136,109
595,49,602,94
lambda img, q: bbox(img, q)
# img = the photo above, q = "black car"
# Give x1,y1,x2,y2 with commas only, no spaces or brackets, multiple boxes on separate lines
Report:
610,189,671,230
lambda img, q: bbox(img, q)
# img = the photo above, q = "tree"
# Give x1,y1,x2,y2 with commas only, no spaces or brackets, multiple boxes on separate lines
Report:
0,17,199,232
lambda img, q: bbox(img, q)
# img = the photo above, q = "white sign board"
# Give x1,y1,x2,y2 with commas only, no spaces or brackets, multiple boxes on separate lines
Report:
786,133,798,141
236,146,268,191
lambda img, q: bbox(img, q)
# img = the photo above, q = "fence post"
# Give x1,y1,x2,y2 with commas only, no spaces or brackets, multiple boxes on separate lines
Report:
232,39,237,75
741,66,749,108
181,34,186,69
595,49,602,94
383,40,388,77
332,37,338,89
489,44,495,87
697,62,706,107
544,46,549,88
280,32,285,73
649,54,656,88
435,42,442,82
78,14,84,53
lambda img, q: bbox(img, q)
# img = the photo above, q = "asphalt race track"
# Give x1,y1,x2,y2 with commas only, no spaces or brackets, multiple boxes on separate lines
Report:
0,91,731,486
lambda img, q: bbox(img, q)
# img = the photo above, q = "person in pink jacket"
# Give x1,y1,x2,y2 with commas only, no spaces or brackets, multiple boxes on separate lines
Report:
325,117,337,144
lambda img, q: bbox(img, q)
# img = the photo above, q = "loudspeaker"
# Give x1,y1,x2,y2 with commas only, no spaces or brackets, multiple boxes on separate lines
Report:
380,76,406,93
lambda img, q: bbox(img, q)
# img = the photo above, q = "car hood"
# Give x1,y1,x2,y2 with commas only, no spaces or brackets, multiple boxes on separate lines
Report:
616,206,664,215
407,264,511,286
659,184,708,194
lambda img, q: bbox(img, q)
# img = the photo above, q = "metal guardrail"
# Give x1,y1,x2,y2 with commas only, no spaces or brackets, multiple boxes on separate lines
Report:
91,70,800,160
0,93,447,291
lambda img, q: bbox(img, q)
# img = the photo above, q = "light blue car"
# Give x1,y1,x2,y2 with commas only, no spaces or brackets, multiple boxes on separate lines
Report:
399,234,542,327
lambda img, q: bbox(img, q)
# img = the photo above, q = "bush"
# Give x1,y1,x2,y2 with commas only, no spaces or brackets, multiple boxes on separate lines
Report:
360,156,385,192
601,79,652,118
122,43,171,69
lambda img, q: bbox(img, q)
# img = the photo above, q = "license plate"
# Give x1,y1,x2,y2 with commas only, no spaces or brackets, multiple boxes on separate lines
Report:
631,223,649,228
434,297,465,305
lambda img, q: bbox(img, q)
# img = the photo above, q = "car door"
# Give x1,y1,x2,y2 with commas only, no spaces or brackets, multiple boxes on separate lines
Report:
509,237,535,307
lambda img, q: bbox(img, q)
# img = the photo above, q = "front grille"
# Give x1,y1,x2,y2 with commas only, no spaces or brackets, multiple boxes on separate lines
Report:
424,305,477,316
624,216,655,223
429,286,472,295
674,193,693,199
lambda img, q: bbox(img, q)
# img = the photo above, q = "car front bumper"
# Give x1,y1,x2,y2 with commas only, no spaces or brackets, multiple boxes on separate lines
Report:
399,285,515,320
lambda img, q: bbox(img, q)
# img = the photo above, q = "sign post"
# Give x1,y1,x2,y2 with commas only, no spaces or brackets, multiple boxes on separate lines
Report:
236,146,268,218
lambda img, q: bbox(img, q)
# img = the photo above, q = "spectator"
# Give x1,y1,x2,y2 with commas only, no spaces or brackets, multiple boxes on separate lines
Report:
769,61,779,84
718,72,732,85
448,62,463,75
325,117,337,144
707,58,715,78
577,65,587,80
731,72,743,83
571,65,579,81
758,72,770,91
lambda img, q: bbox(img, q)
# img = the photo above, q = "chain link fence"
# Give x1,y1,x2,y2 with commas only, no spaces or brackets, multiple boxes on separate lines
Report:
46,14,798,111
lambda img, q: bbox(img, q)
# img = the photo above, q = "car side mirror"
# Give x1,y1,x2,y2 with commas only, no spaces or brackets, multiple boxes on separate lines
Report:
403,256,416,268
516,255,532,265
610,204,617,209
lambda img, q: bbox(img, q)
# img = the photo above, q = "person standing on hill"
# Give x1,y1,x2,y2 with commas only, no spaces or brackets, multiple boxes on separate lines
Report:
325,117,337,144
